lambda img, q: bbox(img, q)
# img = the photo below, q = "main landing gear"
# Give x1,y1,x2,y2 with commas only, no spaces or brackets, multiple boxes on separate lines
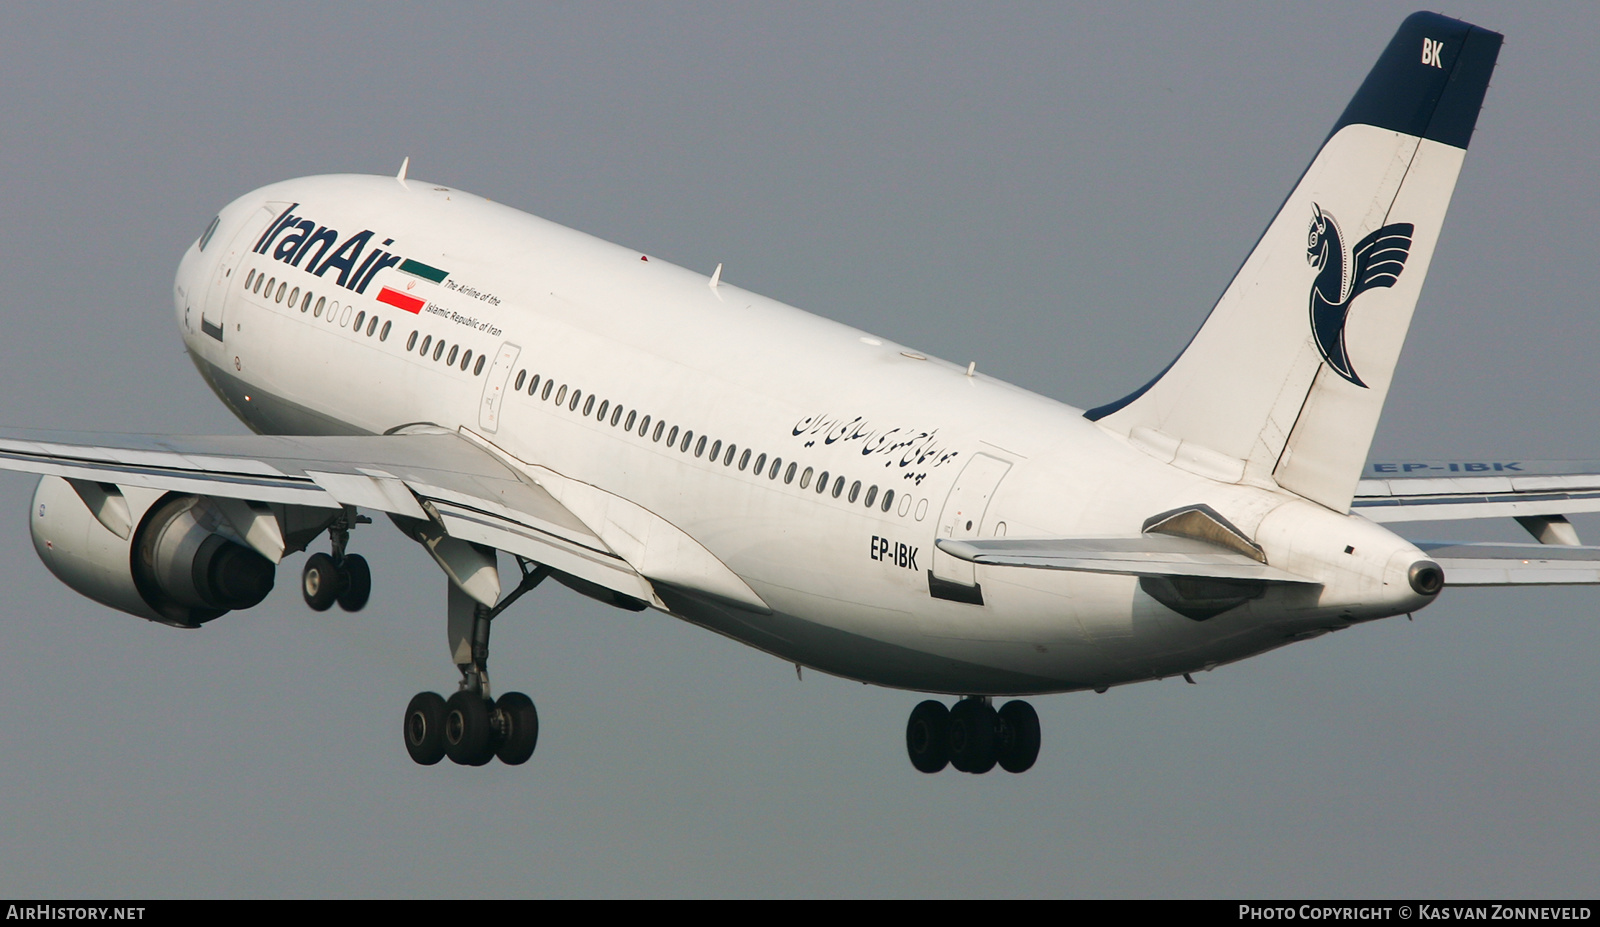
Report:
905,697,1041,774
404,557,551,767
300,512,372,612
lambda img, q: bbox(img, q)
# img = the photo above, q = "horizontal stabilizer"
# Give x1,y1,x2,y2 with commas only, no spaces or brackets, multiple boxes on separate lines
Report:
934,536,1318,584
1355,460,1600,523
1417,542,1600,586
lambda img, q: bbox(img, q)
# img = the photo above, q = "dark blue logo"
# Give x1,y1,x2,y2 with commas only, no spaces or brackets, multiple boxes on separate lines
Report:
1306,205,1414,388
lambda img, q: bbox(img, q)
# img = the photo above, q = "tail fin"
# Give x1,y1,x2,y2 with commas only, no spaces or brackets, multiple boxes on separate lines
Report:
1086,13,1502,513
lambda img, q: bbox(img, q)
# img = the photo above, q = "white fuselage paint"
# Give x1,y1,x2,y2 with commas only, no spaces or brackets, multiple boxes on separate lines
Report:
172,174,1435,696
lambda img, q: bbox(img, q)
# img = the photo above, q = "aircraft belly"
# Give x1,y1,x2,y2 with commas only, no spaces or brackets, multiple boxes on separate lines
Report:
678,581,1086,695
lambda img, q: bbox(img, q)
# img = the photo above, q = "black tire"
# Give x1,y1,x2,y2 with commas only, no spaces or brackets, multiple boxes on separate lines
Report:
996,700,1041,774
336,554,371,612
443,690,493,766
301,553,338,612
947,698,998,774
493,692,540,766
905,700,950,773
403,692,447,766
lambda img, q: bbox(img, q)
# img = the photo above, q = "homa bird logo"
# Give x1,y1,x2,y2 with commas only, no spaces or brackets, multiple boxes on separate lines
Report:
1305,204,1414,388
252,202,449,314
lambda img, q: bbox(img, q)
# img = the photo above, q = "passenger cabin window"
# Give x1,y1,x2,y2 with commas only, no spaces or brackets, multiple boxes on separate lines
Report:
800,467,813,489
623,410,635,430
849,481,861,503
530,374,541,396
380,321,391,341
407,331,418,351
881,489,894,512
583,395,595,416
514,370,526,391
816,471,829,493
542,380,553,401
433,341,446,361
569,389,581,411
864,486,878,508
315,297,326,318
353,311,366,333
461,349,472,371
474,355,486,375
245,269,256,290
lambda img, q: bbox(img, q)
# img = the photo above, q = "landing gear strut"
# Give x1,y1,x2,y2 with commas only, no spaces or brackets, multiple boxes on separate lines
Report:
405,557,550,767
904,697,1040,774
300,510,372,612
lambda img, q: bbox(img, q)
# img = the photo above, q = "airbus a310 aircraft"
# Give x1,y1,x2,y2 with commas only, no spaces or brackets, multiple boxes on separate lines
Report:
6,12,1593,774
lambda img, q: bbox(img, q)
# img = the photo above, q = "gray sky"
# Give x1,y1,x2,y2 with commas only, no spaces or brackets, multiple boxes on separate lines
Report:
0,2,1595,898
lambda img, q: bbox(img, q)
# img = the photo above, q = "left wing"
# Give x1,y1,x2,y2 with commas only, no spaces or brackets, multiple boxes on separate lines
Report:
0,427,768,612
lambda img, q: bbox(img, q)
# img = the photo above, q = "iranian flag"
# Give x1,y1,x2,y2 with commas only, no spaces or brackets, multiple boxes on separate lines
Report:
377,259,449,314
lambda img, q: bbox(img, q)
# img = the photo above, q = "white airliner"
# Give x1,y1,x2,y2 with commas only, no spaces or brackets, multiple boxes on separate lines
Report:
4,12,1590,774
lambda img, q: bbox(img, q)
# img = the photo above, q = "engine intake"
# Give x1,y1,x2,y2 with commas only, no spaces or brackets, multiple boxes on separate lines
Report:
32,476,276,627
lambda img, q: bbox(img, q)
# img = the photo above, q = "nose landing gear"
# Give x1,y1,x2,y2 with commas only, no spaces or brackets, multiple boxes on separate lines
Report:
905,697,1040,774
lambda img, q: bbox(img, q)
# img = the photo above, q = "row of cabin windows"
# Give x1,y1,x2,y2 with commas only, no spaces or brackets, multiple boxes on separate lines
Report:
406,330,488,376
508,367,902,515
243,268,393,342
240,265,916,517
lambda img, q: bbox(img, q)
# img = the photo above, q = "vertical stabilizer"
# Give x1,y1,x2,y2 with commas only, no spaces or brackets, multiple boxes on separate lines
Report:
1086,13,1502,513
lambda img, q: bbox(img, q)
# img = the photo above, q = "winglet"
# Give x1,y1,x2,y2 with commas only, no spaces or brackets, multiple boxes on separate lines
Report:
396,156,410,184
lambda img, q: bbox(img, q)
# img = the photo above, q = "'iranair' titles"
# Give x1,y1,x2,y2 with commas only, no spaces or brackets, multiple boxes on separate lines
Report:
251,203,451,311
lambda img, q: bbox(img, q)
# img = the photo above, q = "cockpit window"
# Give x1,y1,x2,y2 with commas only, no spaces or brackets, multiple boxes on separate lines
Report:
197,216,221,252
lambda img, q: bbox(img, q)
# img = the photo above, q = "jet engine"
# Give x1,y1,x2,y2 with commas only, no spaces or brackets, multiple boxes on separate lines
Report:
31,475,276,627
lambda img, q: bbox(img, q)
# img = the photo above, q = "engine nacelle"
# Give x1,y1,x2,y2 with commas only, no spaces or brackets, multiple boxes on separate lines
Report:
31,476,276,627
